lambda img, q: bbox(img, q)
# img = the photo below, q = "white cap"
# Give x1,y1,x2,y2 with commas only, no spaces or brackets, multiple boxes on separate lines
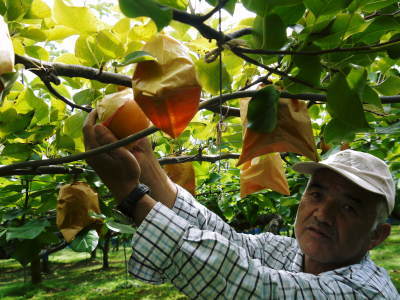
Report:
293,149,396,214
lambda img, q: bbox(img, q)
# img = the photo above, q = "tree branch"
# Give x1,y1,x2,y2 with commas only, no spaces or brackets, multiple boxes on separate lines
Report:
159,153,240,165
0,166,85,176
233,38,400,56
15,55,131,87
0,87,399,174
231,48,325,91
42,80,91,112
364,9,400,20
200,0,230,22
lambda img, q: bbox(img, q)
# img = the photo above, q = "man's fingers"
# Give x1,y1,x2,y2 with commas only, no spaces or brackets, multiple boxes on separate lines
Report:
94,124,118,146
83,109,99,150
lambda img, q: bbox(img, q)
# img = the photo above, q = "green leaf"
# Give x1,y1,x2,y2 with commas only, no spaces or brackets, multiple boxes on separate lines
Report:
0,71,19,104
25,45,49,61
73,88,101,106
362,85,383,112
157,0,188,10
64,111,88,138
6,219,50,241
272,3,305,26
362,0,399,13
205,0,236,14
356,16,400,44
69,229,99,253
5,0,33,21
241,0,268,16
252,14,287,50
45,25,78,41
374,76,400,96
0,109,32,138
19,27,47,41
0,0,6,15
195,59,231,95
96,29,124,59
113,50,156,67
327,73,369,131
304,0,351,17
1,143,33,163
292,45,322,88
24,88,49,126
106,220,136,234
75,35,111,67
119,0,172,31
25,0,51,19
280,197,299,206
205,172,222,184
324,118,356,144
346,67,367,98
247,86,280,133
54,0,102,33
385,33,400,59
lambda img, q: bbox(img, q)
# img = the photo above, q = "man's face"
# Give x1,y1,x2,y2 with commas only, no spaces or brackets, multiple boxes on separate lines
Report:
295,168,385,271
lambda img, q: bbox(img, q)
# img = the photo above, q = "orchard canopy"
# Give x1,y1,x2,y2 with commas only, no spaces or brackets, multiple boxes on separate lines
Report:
0,0,400,266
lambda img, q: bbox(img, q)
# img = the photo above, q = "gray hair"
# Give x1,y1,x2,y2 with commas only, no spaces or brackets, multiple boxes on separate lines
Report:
372,198,389,231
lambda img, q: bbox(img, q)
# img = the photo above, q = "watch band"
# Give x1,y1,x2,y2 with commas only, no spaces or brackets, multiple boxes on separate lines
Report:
117,183,150,218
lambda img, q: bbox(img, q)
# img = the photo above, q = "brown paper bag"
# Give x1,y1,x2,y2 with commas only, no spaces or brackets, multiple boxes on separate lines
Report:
237,98,319,166
56,182,102,243
163,162,196,195
132,34,201,138
240,153,290,198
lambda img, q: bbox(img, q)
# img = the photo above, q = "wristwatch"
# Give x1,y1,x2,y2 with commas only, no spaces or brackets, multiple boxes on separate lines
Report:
117,183,150,218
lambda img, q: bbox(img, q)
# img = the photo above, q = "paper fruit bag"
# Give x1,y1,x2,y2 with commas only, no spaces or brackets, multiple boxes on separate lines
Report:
238,98,319,166
0,16,14,75
240,153,290,198
56,182,102,243
132,34,201,138
163,162,196,195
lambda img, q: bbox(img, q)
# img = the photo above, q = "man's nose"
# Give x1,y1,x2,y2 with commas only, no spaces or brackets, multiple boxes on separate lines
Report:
314,197,337,226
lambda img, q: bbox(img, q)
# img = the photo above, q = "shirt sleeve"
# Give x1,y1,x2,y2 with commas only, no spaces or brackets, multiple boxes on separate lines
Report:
171,185,297,264
129,203,387,299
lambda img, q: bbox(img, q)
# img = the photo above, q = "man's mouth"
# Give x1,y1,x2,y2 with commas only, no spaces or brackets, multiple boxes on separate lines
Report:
306,226,333,240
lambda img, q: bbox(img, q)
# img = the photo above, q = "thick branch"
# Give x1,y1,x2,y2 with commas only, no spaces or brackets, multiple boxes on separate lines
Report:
15,55,132,87
172,9,225,42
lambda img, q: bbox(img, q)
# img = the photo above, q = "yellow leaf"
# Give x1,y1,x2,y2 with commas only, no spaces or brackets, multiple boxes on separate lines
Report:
53,0,103,33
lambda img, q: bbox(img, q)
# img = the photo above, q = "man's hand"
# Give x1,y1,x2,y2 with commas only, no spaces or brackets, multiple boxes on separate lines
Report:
83,110,140,202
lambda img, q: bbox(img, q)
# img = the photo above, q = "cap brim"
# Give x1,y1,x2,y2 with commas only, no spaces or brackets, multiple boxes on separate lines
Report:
292,161,385,199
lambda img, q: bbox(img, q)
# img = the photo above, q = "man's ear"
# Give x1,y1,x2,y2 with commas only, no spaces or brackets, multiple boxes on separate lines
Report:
368,223,391,250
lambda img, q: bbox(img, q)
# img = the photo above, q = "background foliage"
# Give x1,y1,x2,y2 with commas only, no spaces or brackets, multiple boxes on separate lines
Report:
0,0,399,281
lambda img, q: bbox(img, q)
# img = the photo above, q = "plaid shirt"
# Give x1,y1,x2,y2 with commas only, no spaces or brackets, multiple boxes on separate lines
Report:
129,185,399,299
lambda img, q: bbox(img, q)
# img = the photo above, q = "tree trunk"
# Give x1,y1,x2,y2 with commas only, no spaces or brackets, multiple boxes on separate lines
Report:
102,231,112,269
90,248,97,260
30,255,42,284
41,254,50,274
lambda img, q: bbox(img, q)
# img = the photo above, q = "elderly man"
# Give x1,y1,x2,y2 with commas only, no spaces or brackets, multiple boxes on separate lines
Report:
83,111,398,299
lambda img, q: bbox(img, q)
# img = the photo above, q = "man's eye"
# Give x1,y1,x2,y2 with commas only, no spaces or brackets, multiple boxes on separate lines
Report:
343,204,356,214
309,191,321,199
